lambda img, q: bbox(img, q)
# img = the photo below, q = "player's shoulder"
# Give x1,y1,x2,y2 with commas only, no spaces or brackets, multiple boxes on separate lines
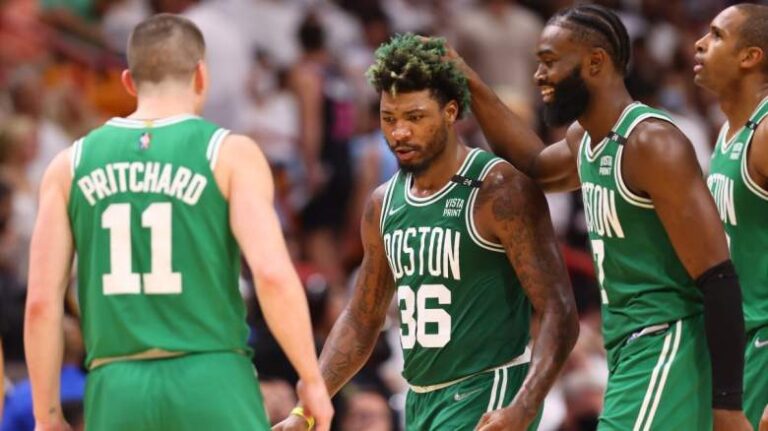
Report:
750,117,768,172
367,180,391,216
478,158,539,205
217,134,267,167
39,146,76,199
626,117,694,162
752,116,768,146
563,121,586,153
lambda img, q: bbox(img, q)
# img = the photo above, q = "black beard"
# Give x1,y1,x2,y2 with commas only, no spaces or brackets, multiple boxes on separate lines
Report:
542,67,591,127
394,124,449,174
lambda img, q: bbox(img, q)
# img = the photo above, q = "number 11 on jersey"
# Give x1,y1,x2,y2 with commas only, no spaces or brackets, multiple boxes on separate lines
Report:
102,202,182,295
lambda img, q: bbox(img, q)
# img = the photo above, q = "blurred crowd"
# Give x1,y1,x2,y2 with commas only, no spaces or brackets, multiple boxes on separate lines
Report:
0,0,748,430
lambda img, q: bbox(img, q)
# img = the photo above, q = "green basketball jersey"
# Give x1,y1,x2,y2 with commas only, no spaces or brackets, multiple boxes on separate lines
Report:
577,103,702,365
68,114,250,368
380,148,530,386
708,97,768,332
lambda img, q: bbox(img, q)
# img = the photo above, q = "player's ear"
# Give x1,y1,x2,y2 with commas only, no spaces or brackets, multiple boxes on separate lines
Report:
740,46,765,71
588,48,607,76
444,100,459,125
121,70,138,98
194,61,208,95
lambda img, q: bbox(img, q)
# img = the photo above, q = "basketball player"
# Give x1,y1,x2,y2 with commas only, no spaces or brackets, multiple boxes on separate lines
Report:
448,4,751,430
24,14,333,431
274,34,579,431
694,4,768,429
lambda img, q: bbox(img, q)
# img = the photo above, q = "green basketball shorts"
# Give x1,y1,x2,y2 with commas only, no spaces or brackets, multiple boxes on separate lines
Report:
405,361,541,430
85,351,270,430
599,315,712,430
745,324,768,429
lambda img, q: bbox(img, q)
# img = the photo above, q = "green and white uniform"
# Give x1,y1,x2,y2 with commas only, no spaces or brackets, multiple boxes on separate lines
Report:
69,115,268,430
380,148,538,430
708,97,768,429
578,103,711,430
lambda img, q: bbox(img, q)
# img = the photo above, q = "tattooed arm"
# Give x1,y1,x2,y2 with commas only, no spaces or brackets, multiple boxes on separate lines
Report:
273,184,395,431
473,162,579,431
317,184,396,394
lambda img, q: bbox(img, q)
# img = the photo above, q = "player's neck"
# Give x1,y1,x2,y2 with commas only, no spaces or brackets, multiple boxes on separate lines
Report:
129,85,199,120
718,77,768,134
411,136,467,195
578,82,633,144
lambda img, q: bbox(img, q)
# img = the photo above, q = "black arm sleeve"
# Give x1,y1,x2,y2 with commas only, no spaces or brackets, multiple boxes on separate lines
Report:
696,259,745,410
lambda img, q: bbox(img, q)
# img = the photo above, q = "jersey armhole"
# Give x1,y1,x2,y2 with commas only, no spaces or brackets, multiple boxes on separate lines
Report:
206,128,230,171
70,138,84,177
466,159,507,253
379,173,399,234
741,121,768,201
614,113,673,209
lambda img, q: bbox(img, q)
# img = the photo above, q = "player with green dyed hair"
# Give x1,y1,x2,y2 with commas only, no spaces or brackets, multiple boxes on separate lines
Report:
275,33,579,431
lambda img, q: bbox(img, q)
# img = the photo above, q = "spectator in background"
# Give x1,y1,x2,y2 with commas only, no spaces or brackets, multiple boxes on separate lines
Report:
342,101,396,266
454,0,543,108
344,8,392,106
340,387,395,431
6,67,72,189
239,52,299,169
289,14,356,288
0,180,23,366
0,0,50,71
38,0,105,48
0,116,39,279
2,316,86,431
239,51,302,231
101,0,151,54
380,0,437,34
150,0,252,130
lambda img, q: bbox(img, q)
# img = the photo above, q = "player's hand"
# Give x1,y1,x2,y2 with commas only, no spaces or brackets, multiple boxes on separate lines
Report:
296,379,334,431
474,403,535,431
758,404,768,431
415,36,476,81
271,414,308,431
713,409,753,431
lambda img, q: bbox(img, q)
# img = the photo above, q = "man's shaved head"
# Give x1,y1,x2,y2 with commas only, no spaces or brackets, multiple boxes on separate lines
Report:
734,3,768,72
127,13,205,85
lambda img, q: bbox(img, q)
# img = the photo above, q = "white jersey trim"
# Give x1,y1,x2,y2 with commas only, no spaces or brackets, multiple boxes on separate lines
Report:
632,320,682,431
379,174,399,234
613,112,674,209
70,138,84,176
207,128,230,171
741,125,768,202
466,158,506,253
106,114,199,129
404,148,480,206
408,346,531,394
615,145,654,209
585,102,641,162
